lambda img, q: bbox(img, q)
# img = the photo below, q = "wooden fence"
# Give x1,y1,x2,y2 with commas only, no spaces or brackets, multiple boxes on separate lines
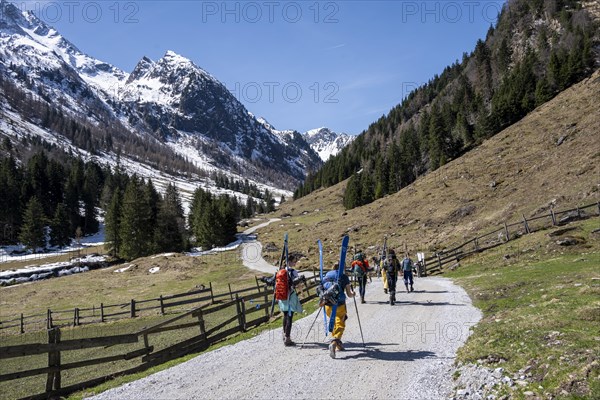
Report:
0,272,321,400
423,202,600,275
0,276,300,334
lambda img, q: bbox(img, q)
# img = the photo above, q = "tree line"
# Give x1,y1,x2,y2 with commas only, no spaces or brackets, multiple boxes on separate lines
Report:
295,0,597,210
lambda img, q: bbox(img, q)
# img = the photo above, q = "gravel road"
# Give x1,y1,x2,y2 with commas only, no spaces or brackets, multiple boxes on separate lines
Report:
89,275,481,400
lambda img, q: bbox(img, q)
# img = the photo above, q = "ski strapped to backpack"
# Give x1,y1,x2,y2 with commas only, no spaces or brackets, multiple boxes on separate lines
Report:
318,239,328,336
328,235,349,333
270,233,288,318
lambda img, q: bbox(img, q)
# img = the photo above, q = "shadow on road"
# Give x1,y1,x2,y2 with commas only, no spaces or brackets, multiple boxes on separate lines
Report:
370,301,465,307
342,347,438,362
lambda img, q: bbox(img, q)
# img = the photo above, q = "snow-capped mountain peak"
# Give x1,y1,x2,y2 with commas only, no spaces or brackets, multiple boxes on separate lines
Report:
0,0,128,96
303,127,354,161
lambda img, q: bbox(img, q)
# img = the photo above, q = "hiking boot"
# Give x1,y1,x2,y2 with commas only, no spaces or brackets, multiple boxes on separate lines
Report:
410,285,414,292
384,289,388,294
361,297,365,304
405,285,410,293
334,339,345,351
328,342,336,359
284,337,296,346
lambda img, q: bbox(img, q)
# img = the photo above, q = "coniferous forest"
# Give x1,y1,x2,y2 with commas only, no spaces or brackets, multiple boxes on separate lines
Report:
0,144,273,261
294,0,598,210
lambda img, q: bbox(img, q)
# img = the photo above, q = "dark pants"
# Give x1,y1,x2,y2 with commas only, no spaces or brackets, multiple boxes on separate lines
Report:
387,273,397,294
283,312,294,338
403,270,414,286
357,275,368,298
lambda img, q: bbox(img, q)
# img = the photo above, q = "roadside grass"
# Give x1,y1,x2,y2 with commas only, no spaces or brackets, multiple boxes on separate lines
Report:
447,219,600,399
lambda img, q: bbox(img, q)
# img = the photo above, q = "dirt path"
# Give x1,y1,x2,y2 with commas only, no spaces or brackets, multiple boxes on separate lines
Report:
89,276,481,400
239,218,282,274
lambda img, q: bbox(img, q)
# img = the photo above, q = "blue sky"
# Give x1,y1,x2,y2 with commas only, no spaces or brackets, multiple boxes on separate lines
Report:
26,0,505,134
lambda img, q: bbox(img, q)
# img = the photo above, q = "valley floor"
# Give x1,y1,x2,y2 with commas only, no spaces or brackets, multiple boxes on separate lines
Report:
88,277,481,400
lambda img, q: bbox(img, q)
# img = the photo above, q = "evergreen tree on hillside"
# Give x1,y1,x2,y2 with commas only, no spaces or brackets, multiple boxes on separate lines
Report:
343,174,361,210
82,162,101,235
104,190,122,258
19,196,46,251
118,178,152,261
154,183,186,253
0,156,22,243
49,203,71,248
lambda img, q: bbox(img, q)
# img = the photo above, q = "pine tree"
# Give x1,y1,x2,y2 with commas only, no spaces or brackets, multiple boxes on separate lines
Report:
104,190,122,258
49,203,71,248
118,179,152,261
343,174,361,210
19,196,46,251
535,76,553,106
0,156,22,243
154,184,186,253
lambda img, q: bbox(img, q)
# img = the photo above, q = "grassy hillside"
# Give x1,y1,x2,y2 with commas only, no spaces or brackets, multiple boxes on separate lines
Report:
449,218,600,399
260,70,600,268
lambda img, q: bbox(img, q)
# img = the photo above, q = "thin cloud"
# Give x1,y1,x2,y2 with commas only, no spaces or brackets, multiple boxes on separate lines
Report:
325,43,346,51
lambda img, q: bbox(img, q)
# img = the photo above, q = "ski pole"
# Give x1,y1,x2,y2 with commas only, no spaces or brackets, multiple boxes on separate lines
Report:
300,307,322,348
351,285,366,348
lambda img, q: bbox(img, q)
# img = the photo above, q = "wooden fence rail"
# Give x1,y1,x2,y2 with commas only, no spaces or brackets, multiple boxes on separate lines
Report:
0,275,319,399
424,202,599,274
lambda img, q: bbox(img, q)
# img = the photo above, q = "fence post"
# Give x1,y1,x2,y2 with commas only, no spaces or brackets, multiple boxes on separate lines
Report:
159,295,165,315
254,276,262,293
130,299,136,318
73,308,79,327
522,214,530,234
209,282,214,304
504,222,510,242
235,294,246,332
576,207,581,219
550,209,557,226
197,309,206,340
100,303,104,323
20,313,24,334
47,309,53,329
228,284,234,301
473,238,479,251
46,327,61,393
597,201,600,216
263,291,269,318
437,253,442,270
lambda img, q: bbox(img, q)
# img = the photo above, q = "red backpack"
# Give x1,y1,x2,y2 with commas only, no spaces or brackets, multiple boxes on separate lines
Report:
275,269,290,300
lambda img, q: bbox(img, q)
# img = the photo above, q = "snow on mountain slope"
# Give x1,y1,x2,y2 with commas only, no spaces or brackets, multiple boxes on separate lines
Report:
0,0,321,193
303,127,355,161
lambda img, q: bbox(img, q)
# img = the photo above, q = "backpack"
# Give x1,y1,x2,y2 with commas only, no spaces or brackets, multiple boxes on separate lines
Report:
275,269,290,301
317,277,341,307
353,252,365,262
385,258,399,274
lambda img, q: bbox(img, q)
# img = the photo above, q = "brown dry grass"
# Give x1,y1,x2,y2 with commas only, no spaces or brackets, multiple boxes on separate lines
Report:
0,251,259,321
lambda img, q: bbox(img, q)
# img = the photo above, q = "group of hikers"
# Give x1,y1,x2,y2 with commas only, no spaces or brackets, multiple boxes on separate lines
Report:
263,246,421,359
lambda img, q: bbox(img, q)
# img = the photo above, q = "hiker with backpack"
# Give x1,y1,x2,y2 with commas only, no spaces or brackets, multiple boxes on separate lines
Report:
274,253,303,346
402,253,415,293
322,262,356,358
380,255,389,294
351,250,371,303
384,249,401,305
